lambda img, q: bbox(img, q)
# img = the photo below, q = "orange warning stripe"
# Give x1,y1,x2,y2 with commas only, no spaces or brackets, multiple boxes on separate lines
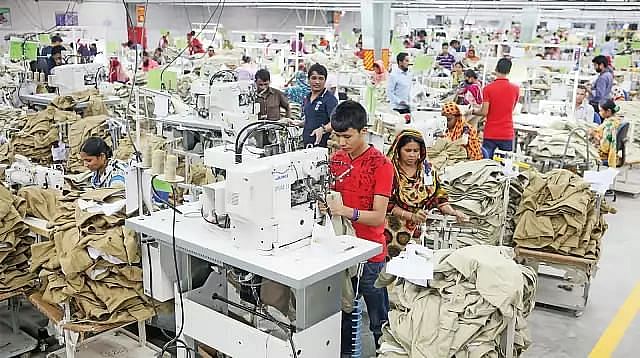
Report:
363,49,375,71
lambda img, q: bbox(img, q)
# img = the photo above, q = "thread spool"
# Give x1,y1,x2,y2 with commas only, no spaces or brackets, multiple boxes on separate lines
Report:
40,72,47,83
142,145,153,168
151,149,164,175
164,154,178,181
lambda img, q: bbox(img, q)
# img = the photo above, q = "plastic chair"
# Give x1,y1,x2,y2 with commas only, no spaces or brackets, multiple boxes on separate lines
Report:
616,122,630,167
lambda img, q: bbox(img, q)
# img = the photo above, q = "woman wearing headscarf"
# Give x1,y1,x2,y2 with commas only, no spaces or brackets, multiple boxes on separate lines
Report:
284,67,311,106
371,60,387,85
591,99,622,167
442,102,483,160
384,129,468,258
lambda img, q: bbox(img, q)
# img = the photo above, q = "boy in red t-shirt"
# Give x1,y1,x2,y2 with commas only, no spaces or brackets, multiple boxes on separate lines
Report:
326,101,394,355
474,58,520,158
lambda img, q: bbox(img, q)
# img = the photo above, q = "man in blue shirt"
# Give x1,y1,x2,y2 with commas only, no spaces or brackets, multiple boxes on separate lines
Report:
303,63,339,147
387,52,412,114
589,55,614,113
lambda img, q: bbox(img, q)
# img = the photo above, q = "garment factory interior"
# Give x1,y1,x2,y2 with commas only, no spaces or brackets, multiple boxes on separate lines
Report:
0,0,639,357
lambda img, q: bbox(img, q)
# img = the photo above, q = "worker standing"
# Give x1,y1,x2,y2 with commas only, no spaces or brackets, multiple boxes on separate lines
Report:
324,101,394,356
589,55,614,114
387,52,412,114
474,58,519,158
255,69,290,121
302,63,338,147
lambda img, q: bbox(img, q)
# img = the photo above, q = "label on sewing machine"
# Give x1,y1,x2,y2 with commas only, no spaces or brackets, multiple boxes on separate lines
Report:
52,142,68,161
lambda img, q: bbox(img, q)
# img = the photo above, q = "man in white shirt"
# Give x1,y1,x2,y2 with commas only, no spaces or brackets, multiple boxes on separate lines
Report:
573,85,595,123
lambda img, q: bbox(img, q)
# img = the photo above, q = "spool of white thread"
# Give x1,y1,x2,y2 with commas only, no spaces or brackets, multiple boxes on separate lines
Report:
164,154,178,181
142,145,153,168
151,149,164,175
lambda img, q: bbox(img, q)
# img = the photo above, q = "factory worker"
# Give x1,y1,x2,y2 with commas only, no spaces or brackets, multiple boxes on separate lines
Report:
442,102,483,160
80,137,127,189
591,99,622,168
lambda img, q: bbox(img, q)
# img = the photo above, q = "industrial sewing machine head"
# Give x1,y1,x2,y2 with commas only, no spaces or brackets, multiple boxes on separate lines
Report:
48,63,105,95
4,155,64,192
202,147,329,252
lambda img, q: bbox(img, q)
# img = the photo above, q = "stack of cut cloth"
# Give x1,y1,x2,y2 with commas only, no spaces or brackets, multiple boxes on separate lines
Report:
617,101,640,144
514,169,614,260
50,89,109,118
527,125,599,170
25,187,154,325
427,138,470,173
10,106,80,164
439,160,528,246
0,106,27,133
0,186,36,293
377,245,537,358
67,115,112,173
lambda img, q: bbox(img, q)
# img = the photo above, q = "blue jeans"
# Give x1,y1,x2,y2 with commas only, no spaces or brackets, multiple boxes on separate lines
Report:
341,262,389,355
482,139,513,159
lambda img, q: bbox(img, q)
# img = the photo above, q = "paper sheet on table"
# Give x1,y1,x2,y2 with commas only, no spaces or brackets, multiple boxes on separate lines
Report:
386,244,434,287
584,168,619,194
78,198,127,216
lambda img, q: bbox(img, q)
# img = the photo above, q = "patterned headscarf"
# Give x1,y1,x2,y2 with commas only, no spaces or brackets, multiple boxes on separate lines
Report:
442,101,461,117
386,129,430,207
442,101,483,160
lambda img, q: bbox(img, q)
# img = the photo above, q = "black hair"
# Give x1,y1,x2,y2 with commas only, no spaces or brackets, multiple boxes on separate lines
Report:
442,42,449,48
396,133,426,155
449,39,459,47
495,58,512,75
331,100,367,132
464,69,478,79
577,84,588,92
605,35,611,42
155,47,162,53
189,31,196,36
255,69,270,82
396,52,409,64
308,63,328,79
453,62,464,69
142,50,150,57
51,46,63,56
208,46,214,50
125,40,133,47
51,35,63,43
298,32,304,39
81,137,113,159
241,55,251,63
593,55,608,67
600,99,620,114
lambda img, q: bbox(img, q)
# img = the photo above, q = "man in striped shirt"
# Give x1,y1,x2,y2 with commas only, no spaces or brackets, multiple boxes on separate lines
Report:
436,43,456,71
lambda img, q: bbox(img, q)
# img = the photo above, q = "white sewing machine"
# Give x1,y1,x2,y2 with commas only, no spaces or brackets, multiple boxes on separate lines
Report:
4,155,64,192
202,147,328,251
48,63,104,95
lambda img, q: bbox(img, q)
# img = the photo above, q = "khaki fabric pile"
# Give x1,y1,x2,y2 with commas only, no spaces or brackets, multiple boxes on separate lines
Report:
0,186,36,293
11,107,80,164
67,115,112,173
617,101,640,144
377,246,537,358
26,187,154,325
514,169,613,260
0,141,13,165
439,160,527,246
50,89,109,118
0,106,27,132
427,138,469,173
527,127,600,169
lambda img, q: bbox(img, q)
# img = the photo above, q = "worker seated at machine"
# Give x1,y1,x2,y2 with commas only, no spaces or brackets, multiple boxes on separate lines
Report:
80,137,127,188
590,99,623,168
441,102,483,160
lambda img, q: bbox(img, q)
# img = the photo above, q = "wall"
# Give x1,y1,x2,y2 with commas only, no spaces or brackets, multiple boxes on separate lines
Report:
0,0,127,43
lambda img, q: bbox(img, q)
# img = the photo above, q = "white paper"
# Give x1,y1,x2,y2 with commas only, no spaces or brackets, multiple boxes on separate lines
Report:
584,168,619,194
51,142,68,161
386,244,434,286
87,246,126,265
78,198,126,216
154,94,170,118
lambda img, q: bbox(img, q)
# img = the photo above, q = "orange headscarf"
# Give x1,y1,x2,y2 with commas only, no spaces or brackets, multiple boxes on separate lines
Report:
441,102,483,160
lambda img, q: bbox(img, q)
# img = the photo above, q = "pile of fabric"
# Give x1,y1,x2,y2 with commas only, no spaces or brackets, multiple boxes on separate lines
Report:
11,106,80,164
114,133,166,162
514,169,613,260
527,127,600,170
25,187,154,325
0,106,27,132
617,101,640,144
439,160,527,246
0,186,35,293
377,245,537,358
67,115,113,173
426,138,469,173
50,89,109,118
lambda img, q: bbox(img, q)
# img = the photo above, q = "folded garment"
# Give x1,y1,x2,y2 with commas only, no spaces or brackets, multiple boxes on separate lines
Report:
377,245,536,358
426,138,469,173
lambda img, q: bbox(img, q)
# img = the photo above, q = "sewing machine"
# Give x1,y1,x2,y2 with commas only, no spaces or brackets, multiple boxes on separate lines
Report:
4,155,64,192
48,63,104,95
202,147,328,251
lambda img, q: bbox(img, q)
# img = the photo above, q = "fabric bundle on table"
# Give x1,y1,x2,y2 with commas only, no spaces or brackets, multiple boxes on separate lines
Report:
10,106,80,164
439,160,527,246
377,245,537,358
27,188,154,325
617,101,640,144
0,186,35,293
427,138,469,173
513,169,613,260
527,127,600,170
50,89,109,118
0,106,27,132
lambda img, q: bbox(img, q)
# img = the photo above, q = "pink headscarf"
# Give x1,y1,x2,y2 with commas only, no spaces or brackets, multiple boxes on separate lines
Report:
372,60,387,84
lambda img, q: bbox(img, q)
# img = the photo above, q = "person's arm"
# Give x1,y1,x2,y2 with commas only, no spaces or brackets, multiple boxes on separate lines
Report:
387,72,398,105
280,91,291,118
333,195,389,226
475,101,489,116
592,77,603,102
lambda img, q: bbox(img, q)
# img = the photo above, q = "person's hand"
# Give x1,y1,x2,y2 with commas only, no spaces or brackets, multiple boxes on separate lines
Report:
411,210,428,223
325,194,345,217
317,200,329,215
311,126,325,145
455,211,469,223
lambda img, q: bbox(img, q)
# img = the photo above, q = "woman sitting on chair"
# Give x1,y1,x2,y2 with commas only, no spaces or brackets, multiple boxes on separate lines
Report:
384,129,468,258
591,99,621,167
